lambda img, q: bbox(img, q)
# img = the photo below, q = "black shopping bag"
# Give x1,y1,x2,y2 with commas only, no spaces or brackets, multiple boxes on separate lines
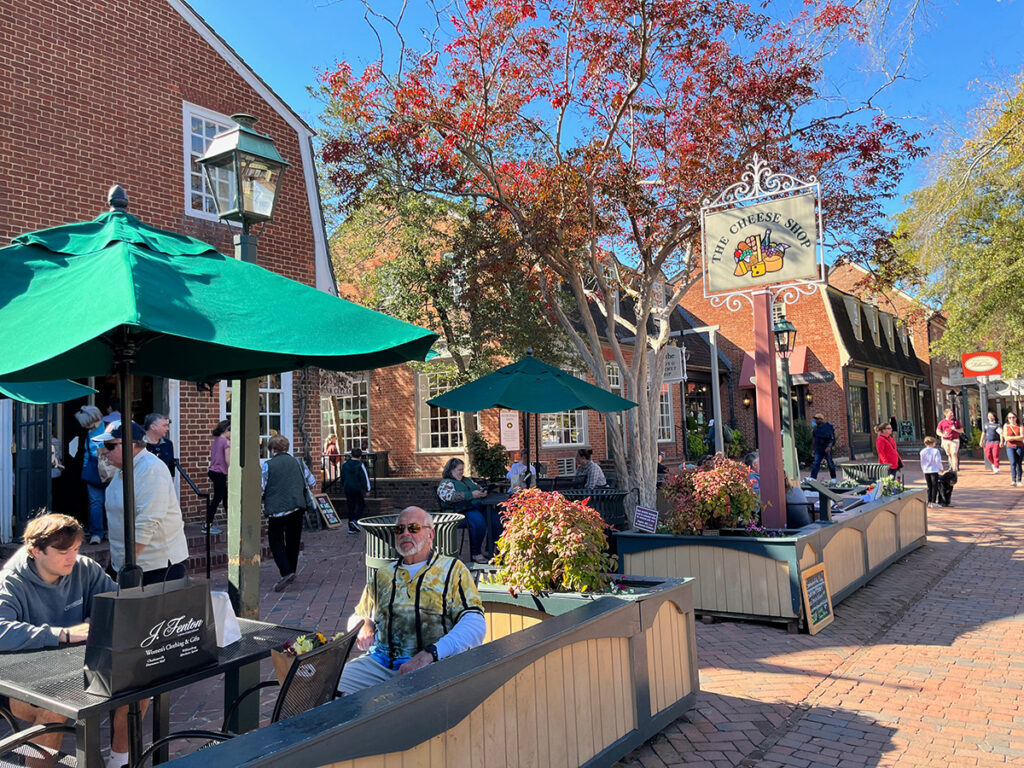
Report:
84,578,217,697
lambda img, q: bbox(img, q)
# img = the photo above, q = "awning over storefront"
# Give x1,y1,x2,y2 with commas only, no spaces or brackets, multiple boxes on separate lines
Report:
738,345,809,389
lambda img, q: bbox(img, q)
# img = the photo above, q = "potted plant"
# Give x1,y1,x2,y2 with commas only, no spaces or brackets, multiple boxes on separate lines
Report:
467,430,510,482
271,631,345,684
661,456,760,535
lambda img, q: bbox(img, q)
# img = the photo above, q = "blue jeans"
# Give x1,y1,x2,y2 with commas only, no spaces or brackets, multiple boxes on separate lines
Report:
1008,446,1024,483
86,484,106,538
810,450,836,480
457,502,504,555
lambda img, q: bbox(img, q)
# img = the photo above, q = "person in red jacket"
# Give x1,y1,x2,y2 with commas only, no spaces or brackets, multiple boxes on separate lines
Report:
875,422,902,477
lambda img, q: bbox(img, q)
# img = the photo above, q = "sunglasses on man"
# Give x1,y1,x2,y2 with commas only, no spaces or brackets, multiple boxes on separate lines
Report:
393,523,429,534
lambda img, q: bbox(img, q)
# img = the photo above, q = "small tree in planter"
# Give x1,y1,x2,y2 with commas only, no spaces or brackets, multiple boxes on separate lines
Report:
491,488,617,595
662,457,760,535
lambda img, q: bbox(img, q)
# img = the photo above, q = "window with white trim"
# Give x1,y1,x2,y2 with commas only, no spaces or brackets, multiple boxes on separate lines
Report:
541,410,587,446
221,373,293,460
880,313,895,352
183,103,235,221
605,361,621,391
898,324,910,357
865,305,880,346
657,384,673,442
772,302,786,325
417,370,478,451
321,375,369,453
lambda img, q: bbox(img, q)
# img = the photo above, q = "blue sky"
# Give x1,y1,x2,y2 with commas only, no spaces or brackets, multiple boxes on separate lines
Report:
186,0,1023,204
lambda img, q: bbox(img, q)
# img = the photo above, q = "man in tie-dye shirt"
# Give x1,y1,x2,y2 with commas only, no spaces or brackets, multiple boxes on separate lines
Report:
337,506,486,695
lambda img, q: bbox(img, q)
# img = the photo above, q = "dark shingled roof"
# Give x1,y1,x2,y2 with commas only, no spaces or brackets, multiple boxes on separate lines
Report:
828,287,922,377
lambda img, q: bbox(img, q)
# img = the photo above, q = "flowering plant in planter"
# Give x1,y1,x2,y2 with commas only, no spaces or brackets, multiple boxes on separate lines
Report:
661,457,760,535
491,488,617,595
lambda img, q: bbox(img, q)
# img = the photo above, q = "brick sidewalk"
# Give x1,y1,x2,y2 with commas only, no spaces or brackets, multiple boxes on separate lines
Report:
158,459,1024,765
620,457,1024,767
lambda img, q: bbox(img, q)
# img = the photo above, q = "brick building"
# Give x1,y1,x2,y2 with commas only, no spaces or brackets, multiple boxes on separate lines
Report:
680,261,951,461
1,0,333,536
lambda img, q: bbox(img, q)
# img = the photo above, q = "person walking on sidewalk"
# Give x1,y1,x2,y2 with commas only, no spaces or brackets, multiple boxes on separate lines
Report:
1001,413,1024,487
261,434,315,592
809,412,837,481
875,422,902,477
205,419,230,535
980,412,1002,474
919,436,943,506
341,447,371,534
937,408,964,472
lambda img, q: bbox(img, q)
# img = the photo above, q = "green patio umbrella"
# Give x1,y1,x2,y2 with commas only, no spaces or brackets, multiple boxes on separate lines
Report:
0,379,96,404
427,353,637,478
0,197,438,579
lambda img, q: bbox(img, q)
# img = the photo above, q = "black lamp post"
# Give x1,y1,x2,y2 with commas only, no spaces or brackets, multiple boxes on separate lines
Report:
199,113,287,732
774,318,798,477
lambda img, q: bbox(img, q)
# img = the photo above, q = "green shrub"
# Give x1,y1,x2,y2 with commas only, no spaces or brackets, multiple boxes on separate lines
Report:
661,456,760,534
467,430,509,480
794,419,813,467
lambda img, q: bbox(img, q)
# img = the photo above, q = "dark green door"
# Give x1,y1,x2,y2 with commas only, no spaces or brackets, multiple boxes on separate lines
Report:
14,402,51,539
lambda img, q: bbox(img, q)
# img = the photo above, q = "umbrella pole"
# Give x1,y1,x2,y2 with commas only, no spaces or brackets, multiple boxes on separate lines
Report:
522,411,529,480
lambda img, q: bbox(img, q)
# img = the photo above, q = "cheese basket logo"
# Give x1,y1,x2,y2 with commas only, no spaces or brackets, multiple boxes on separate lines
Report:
732,228,789,278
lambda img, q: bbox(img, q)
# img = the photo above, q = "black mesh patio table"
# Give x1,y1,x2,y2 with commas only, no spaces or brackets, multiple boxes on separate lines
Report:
0,619,300,767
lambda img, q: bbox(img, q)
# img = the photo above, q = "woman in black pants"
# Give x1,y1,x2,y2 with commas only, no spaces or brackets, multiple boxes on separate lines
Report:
205,419,230,534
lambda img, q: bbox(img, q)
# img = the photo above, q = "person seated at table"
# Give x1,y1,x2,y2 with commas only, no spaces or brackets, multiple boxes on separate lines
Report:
337,507,486,696
438,458,502,564
573,448,607,489
0,514,133,768
506,453,537,489
783,476,813,529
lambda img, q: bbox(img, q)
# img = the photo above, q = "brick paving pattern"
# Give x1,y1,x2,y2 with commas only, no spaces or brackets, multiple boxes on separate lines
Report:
120,459,1022,766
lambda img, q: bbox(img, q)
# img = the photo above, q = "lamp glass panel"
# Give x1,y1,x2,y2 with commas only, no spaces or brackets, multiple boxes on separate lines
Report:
202,155,238,216
239,154,282,218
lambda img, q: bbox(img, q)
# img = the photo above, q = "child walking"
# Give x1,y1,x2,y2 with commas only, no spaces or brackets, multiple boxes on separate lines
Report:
920,436,943,506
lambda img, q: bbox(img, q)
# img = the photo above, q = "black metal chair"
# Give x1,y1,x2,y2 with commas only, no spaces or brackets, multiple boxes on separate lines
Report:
0,704,76,767
130,622,362,768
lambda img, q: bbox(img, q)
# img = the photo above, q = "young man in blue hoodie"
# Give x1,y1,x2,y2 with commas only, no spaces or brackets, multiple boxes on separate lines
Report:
0,513,132,767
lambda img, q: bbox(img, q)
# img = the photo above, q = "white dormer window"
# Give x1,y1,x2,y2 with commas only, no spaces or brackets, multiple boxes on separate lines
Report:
880,313,895,352
865,305,880,346
899,325,910,356
843,296,863,342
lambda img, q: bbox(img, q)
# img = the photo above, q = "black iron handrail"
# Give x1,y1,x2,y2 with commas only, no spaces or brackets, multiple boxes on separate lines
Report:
175,459,214,579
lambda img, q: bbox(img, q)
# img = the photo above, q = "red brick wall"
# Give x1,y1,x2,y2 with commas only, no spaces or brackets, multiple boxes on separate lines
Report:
2,0,323,521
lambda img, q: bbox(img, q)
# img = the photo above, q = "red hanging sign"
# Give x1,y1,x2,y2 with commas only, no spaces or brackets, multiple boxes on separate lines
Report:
961,351,1002,377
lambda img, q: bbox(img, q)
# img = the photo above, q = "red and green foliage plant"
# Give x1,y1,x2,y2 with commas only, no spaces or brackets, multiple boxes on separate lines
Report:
661,457,760,535
320,0,925,510
493,488,617,595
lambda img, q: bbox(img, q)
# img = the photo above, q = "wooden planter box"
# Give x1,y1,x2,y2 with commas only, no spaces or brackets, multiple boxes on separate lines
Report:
615,489,927,628
162,576,698,768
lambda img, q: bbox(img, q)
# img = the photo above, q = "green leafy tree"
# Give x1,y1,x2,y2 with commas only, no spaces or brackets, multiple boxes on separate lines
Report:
893,75,1024,373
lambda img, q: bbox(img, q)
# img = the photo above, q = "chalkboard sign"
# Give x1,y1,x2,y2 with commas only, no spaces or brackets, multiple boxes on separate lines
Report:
800,563,834,634
314,494,342,530
898,420,914,440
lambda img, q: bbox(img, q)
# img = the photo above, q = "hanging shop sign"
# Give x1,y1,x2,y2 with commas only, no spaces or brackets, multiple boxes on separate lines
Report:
961,351,1002,378
703,191,820,295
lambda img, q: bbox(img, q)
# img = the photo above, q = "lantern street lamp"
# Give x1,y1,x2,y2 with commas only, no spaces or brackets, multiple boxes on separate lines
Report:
774,318,799,477
199,113,290,263
199,113,288,732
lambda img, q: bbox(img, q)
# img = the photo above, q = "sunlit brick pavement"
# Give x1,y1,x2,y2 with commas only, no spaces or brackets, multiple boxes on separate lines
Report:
619,458,1024,768
145,459,1024,766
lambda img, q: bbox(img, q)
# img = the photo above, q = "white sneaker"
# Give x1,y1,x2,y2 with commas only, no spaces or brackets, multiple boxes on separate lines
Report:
994,468,1000,474
89,535,102,545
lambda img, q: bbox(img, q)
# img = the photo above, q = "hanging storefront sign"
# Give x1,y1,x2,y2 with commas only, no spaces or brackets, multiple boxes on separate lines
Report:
499,410,520,452
961,351,1002,378
703,191,819,294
